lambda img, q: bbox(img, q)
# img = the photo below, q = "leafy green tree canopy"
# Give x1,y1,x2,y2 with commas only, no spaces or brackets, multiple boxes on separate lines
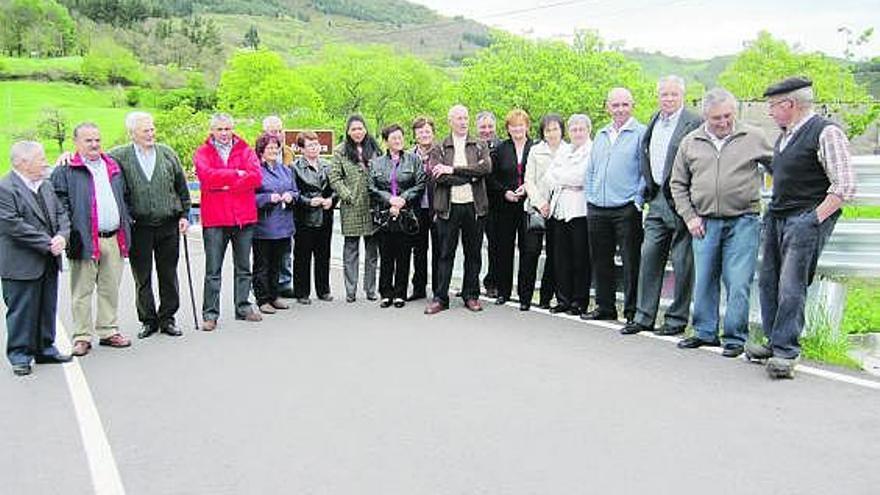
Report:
0,0,78,57
718,31,879,137
456,31,655,135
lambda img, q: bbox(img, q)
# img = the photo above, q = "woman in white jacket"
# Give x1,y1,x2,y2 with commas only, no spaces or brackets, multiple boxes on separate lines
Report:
517,114,569,311
544,114,593,315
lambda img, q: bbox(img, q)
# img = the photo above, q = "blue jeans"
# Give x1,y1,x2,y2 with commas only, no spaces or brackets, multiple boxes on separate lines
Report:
202,225,254,321
691,214,760,346
759,209,839,359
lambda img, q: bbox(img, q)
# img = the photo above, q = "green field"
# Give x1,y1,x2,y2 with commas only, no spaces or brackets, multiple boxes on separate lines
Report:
0,56,83,78
1,80,144,174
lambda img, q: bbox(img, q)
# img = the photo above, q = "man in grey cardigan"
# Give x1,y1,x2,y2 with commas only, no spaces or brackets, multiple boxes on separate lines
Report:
109,112,191,339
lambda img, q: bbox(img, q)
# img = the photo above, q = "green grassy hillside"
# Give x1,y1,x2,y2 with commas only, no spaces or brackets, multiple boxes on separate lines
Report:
1,81,146,174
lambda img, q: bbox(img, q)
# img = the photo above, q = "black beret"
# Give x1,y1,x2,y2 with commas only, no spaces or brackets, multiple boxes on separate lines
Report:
763,77,812,98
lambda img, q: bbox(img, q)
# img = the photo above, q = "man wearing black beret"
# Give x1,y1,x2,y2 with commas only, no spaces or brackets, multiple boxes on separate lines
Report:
751,77,856,379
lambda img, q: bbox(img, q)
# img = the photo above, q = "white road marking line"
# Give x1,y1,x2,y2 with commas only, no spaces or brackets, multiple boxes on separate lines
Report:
55,319,126,495
489,297,880,391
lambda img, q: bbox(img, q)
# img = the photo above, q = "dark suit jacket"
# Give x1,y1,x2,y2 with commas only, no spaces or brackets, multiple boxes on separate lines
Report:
0,172,70,280
640,108,702,207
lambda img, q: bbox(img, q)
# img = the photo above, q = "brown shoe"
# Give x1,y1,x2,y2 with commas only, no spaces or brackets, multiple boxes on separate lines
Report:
99,333,131,348
424,300,447,315
202,320,217,331
465,299,483,312
270,299,289,310
236,311,263,322
258,303,277,314
71,341,91,357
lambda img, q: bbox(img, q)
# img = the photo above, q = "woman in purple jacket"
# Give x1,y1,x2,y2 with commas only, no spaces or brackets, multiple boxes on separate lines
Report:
252,133,299,315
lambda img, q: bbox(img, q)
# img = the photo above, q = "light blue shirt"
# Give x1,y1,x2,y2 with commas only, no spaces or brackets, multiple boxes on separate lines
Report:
83,157,121,232
648,108,682,184
134,143,156,181
585,118,646,208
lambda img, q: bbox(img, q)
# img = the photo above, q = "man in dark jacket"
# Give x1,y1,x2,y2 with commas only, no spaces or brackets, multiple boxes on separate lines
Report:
425,105,492,314
52,123,133,357
622,75,702,336
109,111,191,339
0,142,71,375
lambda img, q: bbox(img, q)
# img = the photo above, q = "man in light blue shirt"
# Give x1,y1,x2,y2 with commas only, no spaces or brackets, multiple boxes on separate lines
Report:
581,87,646,324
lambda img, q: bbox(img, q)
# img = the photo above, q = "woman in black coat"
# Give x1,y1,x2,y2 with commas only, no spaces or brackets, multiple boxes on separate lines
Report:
368,124,427,308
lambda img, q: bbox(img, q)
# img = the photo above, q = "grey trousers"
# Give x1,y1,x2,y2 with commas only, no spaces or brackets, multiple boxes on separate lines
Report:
634,193,694,329
342,235,378,298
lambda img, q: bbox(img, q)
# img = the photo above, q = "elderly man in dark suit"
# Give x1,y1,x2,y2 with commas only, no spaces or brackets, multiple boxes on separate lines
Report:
622,75,703,336
0,142,71,376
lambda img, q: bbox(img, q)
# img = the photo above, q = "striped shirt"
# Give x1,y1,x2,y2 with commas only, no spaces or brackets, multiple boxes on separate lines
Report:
780,112,855,201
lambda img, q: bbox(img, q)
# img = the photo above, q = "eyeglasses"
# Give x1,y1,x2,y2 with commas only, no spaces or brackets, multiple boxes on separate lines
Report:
768,99,791,109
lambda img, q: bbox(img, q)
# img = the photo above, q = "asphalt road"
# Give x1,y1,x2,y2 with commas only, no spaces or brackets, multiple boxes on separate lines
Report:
2,232,880,494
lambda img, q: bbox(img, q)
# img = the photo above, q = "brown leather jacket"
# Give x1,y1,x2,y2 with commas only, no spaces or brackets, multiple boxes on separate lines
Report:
433,134,492,219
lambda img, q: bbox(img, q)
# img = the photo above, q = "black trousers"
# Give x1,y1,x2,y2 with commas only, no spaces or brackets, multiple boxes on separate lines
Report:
293,221,333,299
517,215,556,305
588,203,643,318
434,203,485,305
491,198,524,299
129,219,180,327
411,208,439,296
253,237,291,305
379,231,413,300
2,259,59,366
554,216,591,310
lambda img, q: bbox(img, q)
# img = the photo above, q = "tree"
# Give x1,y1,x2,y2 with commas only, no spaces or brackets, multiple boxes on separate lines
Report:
36,107,69,152
154,105,211,175
216,50,327,124
0,0,78,57
80,37,146,86
301,44,454,133
243,25,260,50
718,31,879,138
456,32,655,133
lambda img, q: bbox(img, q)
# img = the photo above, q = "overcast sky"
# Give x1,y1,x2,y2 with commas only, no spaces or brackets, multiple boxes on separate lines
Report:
410,0,879,59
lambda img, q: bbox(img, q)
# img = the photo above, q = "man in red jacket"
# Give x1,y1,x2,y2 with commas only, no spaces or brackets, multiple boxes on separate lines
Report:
194,114,263,330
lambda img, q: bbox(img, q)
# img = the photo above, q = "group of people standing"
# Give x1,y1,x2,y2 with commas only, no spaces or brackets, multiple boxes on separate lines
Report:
0,74,854,380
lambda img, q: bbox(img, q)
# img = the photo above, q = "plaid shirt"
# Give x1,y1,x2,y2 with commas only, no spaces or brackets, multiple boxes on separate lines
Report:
779,112,856,201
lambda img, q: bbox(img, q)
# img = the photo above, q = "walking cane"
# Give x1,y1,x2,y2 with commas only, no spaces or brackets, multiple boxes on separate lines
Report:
182,231,199,331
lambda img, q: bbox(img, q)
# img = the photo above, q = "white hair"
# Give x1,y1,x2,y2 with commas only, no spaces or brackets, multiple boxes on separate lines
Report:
125,111,153,135
262,115,282,130
10,141,44,169
567,113,592,133
448,104,468,120
475,110,496,124
788,86,814,109
701,87,737,116
210,113,234,129
657,75,686,94
606,87,634,103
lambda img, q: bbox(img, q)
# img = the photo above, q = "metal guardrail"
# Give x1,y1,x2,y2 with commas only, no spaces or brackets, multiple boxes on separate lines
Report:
817,155,880,277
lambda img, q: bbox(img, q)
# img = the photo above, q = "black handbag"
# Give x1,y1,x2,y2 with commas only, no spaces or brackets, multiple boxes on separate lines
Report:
525,208,546,233
372,208,419,235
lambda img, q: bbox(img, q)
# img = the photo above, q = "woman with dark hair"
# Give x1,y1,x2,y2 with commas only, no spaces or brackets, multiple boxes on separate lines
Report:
292,131,336,305
329,115,382,303
409,116,442,301
368,124,427,308
517,113,568,311
252,133,299,315
486,109,533,306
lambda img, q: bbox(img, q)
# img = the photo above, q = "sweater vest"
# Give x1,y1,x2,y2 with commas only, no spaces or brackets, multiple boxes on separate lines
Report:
769,115,832,216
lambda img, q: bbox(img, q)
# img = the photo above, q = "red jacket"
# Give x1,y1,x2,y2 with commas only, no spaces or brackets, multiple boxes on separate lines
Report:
194,135,262,228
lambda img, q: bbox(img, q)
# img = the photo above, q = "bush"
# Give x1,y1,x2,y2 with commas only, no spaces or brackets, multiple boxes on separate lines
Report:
842,278,880,334
80,38,146,86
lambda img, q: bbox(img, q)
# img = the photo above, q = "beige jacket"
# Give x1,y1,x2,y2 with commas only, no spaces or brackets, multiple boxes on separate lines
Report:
670,123,773,222
524,140,569,212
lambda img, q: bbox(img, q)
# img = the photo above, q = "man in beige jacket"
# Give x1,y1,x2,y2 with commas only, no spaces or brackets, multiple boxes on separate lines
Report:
670,88,773,358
